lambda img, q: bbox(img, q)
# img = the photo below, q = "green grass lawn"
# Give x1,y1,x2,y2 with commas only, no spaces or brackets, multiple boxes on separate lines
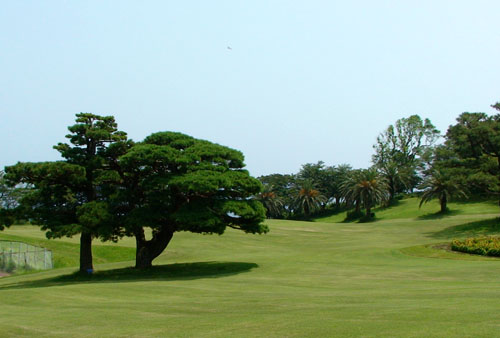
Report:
314,197,500,223
0,199,499,337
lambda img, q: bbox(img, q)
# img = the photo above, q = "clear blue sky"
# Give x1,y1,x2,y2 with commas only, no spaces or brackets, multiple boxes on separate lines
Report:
1,1,500,177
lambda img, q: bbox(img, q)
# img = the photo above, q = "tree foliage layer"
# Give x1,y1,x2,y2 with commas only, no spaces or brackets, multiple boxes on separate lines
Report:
2,115,267,270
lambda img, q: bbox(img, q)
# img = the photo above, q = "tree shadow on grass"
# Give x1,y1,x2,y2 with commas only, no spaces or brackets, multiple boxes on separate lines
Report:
425,217,500,239
0,261,258,290
417,209,461,220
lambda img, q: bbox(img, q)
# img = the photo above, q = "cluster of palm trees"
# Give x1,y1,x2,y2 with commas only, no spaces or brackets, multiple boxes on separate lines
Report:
256,182,326,219
255,112,484,221
256,164,467,221
257,168,391,220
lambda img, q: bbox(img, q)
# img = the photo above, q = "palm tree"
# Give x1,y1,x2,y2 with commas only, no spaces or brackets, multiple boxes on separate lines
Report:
256,185,284,218
294,181,327,217
341,169,389,218
419,170,467,213
377,161,414,203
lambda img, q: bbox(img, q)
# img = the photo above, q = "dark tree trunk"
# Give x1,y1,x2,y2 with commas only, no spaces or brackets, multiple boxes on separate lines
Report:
79,231,93,273
366,206,372,218
135,227,174,269
335,196,341,209
355,199,361,213
389,176,395,202
80,145,97,274
440,194,447,213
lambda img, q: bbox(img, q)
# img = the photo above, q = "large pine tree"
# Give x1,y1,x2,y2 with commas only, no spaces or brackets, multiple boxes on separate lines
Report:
4,113,128,273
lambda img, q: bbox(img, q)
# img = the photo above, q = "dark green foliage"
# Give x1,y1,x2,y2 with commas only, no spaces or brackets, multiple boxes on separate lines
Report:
359,212,376,223
419,169,468,213
4,113,128,272
114,131,268,268
445,110,500,204
329,164,354,207
5,162,86,235
117,132,265,234
451,236,500,257
258,163,354,218
341,169,389,219
256,185,284,219
0,171,30,230
297,162,333,203
258,173,297,217
297,162,353,209
293,180,327,217
344,209,365,221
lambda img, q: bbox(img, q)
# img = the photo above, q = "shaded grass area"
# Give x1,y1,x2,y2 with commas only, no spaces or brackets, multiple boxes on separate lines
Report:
0,261,258,290
426,217,500,239
417,209,461,220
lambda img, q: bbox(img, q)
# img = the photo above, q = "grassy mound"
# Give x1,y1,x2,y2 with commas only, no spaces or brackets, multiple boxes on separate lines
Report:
451,236,500,257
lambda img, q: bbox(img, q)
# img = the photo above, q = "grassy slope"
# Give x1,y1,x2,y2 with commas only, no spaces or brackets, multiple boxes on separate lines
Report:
314,197,500,223
0,228,136,268
0,199,498,337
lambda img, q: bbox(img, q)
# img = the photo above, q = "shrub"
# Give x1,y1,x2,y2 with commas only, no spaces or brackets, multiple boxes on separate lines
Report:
451,236,500,257
359,212,376,223
344,210,365,221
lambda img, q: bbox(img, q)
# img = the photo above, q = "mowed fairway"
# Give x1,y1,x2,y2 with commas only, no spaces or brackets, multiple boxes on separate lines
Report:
0,199,499,337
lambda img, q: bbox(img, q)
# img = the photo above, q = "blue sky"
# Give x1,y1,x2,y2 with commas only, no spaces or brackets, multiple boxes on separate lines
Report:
1,1,500,177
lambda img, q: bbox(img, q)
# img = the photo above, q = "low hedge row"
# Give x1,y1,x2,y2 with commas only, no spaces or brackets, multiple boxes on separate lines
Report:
451,236,500,257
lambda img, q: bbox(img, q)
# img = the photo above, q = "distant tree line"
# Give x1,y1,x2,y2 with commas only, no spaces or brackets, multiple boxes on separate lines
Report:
257,101,500,220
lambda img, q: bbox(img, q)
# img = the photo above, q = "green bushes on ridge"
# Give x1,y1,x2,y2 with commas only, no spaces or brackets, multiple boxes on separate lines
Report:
451,236,500,257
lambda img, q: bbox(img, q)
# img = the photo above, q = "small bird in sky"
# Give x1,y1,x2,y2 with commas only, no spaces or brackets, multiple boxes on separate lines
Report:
227,46,232,50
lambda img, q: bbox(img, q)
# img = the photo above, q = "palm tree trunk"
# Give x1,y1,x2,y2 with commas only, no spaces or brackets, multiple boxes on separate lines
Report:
440,194,447,213
366,206,372,218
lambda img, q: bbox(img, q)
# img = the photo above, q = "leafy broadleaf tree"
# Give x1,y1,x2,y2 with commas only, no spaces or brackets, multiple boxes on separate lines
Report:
373,115,440,201
4,113,128,273
113,132,268,269
341,169,389,219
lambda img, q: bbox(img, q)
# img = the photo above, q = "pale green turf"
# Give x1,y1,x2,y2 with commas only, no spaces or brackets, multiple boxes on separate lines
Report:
0,200,499,337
